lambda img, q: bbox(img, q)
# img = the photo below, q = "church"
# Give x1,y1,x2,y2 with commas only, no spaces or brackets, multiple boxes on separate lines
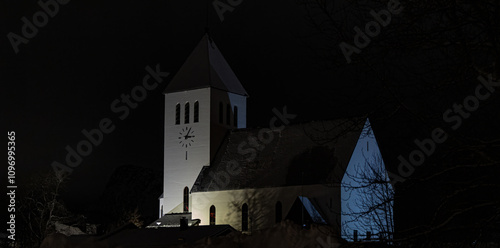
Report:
149,34,393,241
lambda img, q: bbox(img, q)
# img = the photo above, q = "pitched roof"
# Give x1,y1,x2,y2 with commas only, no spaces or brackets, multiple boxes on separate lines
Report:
285,196,329,225
298,196,327,224
192,118,366,192
163,34,248,96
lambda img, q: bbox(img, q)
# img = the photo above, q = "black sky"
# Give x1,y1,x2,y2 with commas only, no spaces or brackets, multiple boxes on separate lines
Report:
3,1,500,242
1,0,352,209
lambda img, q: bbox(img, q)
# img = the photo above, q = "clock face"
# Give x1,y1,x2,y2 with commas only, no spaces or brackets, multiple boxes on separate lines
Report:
178,127,195,148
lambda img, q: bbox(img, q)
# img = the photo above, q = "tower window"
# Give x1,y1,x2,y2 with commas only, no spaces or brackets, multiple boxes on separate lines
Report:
194,101,199,123
219,102,223,124
184,102,190,124
210,205,216,225
175,103,180,125
242,203,248,231
183,187,189,212
226,104,231,125
275,201,282,223
233,106,238,127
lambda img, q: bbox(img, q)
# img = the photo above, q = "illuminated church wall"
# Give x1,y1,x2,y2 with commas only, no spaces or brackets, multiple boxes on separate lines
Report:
191,184,338,232
162,88,212,214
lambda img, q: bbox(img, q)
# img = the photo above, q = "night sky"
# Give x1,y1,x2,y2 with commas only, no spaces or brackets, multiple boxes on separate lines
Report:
2,0,499,239
2,0,352,209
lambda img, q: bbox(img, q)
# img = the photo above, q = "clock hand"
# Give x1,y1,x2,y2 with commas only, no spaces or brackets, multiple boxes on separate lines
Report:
184,127,193,139
183,128,190,139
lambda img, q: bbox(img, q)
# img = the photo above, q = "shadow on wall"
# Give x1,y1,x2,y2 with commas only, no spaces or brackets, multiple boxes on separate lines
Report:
226,189,279,232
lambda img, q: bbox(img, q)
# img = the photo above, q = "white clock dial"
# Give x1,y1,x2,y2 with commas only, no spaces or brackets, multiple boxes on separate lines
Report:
178,127,195,148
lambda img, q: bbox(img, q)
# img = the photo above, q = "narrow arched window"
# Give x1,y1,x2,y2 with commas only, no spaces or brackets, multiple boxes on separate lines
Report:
194,101,199,123
161,205,163,217
175,103,180,125
275,201,282,223
210,205,216,225
242,203,248,231
226,104,231,125
184,102,190,124
233,106,238,127
183,187,189,212
219,102,223,123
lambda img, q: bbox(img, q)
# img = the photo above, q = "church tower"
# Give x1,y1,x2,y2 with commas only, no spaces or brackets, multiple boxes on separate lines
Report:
159,34,248,216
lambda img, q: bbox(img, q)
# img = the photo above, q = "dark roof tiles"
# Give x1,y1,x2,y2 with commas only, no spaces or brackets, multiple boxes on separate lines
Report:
192,118,365,192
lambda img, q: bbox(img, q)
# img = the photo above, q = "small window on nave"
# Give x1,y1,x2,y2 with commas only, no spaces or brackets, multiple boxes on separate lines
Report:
242,203,248,231
275,201,282,223
210,205,216,225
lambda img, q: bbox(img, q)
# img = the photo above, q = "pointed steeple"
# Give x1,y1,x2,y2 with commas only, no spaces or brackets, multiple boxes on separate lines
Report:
164,34,248,96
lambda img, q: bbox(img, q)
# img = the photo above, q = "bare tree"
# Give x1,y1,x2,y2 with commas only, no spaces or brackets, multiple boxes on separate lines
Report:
16,171,72,248
341,153,394,242
296,0,500,246
226,189,276,232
